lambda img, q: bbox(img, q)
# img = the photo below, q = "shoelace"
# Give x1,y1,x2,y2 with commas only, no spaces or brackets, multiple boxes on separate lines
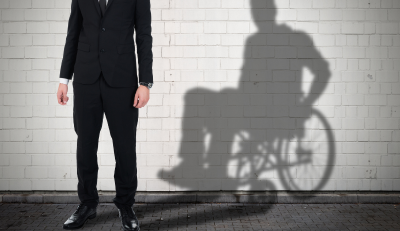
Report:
75,203,85,213
120,205,135,218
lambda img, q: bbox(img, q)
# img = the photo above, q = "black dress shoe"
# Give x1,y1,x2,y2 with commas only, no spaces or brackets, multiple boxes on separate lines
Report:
117,204,140,231
62,203,97,230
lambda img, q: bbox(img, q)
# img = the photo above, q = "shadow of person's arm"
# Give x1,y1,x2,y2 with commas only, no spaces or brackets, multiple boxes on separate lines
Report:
301,43,332,106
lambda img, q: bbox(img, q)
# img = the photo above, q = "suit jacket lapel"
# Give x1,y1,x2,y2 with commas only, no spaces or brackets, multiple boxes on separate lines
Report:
93,0,101,17
104,0,114,17
93,0,115,18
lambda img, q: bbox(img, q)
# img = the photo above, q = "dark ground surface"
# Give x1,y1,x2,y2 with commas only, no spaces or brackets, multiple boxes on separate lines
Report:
0,203,399,230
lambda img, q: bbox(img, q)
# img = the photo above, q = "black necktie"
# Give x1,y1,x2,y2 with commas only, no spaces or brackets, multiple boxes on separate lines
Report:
99,0,106,17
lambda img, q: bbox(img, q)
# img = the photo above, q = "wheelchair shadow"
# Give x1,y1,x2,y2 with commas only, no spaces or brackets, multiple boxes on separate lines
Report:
157,0,334,194
145,0,335,229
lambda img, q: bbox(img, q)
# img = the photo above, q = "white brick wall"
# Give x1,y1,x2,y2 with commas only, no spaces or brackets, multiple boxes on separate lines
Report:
0,0,399,192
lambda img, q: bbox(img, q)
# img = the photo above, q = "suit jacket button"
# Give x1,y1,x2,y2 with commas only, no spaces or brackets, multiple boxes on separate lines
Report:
100,49,105,53
102,28,105,32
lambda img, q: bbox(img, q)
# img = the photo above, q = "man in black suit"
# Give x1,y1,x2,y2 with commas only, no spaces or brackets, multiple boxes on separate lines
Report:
56,0,153,230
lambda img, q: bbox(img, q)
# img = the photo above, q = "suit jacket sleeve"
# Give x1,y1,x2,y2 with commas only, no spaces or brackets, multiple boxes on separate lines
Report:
135,0,153,84
59,0,83,80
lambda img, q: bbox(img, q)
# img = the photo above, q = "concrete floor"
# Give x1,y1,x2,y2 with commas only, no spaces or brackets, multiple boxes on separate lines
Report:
0,203,399,230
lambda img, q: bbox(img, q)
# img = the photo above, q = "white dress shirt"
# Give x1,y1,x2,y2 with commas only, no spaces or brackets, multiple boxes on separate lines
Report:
60,0,108,85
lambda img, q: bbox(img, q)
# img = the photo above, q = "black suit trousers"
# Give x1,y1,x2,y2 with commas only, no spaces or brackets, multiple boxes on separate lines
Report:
73,71,139,208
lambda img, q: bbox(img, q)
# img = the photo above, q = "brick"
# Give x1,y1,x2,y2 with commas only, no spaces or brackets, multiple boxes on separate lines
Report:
204,22,226,33
171,0,198,8
199,0,221,8
297,9,320,21
291,0,312,8
25,9,47,21
376,23,399,34
206,9,229,20
182,9,205,20
162,10,183,20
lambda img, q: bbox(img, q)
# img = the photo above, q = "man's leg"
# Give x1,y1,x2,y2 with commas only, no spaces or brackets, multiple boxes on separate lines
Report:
100,73,139,208
73,76,103,208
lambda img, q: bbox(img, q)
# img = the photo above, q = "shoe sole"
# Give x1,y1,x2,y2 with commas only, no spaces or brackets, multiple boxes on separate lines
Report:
62,212,97,230
123,226,140,231
121,220,140,231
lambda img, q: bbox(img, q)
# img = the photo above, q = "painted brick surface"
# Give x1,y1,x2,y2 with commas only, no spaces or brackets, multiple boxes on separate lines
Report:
0,0,399,192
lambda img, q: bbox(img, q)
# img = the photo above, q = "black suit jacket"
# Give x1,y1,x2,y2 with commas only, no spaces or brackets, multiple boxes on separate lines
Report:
60,0,153,87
